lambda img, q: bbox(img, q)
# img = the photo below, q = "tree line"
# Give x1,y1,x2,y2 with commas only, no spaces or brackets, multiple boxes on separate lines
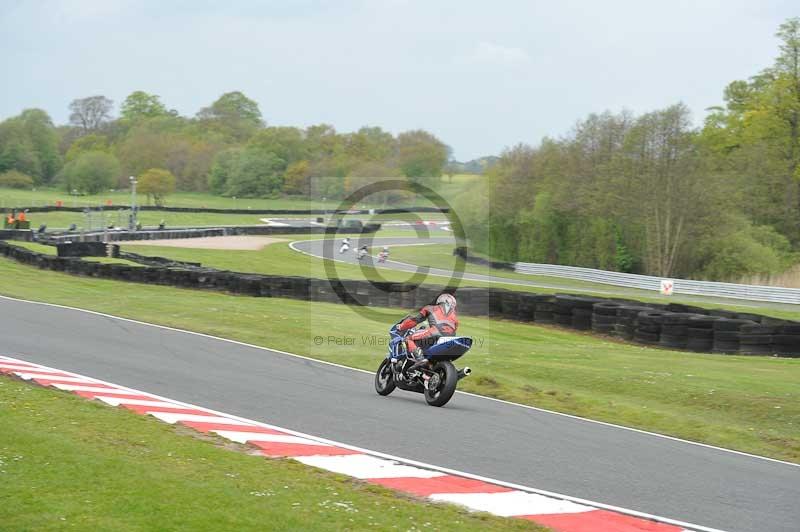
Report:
0,90,449,205
457,18,800,282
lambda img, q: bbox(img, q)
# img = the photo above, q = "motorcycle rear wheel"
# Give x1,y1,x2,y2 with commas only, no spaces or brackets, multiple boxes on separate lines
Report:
374,359,396,396
424,360,457,407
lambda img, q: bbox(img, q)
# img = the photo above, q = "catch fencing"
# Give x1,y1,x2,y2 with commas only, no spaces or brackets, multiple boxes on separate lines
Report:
513,262,800,305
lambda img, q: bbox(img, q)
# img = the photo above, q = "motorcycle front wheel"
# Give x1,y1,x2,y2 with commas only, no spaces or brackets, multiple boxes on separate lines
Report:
424,360,458,407
374,359,396,396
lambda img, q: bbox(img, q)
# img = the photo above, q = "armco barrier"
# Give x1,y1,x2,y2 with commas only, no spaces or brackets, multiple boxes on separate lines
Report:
513,262,800,304
1,240,798,357
455,247,800,304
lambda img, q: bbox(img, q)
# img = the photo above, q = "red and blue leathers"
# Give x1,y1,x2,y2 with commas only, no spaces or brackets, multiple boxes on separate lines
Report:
397,302,459,354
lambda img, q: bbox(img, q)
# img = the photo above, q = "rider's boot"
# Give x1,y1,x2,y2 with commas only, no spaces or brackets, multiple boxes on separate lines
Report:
408,348,429,371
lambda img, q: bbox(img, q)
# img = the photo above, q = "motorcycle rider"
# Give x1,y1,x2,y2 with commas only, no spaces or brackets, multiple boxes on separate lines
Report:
339,237,351,254
397,293,458,369
357,245,369,260
377,246,389,263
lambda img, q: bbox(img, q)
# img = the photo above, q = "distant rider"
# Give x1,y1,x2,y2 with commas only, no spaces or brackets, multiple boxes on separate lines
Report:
377,246,389,263
397,293,458,369
339,237,351,254
357,245,369,260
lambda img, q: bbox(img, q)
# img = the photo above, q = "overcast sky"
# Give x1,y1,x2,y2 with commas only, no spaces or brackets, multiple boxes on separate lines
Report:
0,0,796,160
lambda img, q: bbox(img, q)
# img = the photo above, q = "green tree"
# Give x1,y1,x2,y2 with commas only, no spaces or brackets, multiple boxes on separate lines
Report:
397,130,448,184
0,119,40,179
345,126,395,163
197,91,263,141
700,17,800,242
120,91,170,122
248,126,306,167
225,149,284,197
19,109,61,182
283,160,311,195
0,110,61,184
65,134,109,162
138,168,176,206
60,151,120,194
208,148,242,194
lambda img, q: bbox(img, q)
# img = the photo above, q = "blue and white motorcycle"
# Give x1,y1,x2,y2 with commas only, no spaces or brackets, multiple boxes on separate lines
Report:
374,320,472,407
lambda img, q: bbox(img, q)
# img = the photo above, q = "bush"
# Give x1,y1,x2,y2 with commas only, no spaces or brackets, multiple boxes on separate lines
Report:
0,170,35,189
700,225,790,280
138,168,176,207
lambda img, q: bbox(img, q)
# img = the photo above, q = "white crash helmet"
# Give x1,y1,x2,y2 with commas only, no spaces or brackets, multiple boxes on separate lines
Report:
436,293,457,313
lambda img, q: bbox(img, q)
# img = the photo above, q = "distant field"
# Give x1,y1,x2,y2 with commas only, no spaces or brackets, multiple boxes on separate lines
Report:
18,209,452,231
0,176,482,211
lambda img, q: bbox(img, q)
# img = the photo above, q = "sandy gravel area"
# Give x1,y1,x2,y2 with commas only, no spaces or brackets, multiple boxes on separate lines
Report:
123,236,286,250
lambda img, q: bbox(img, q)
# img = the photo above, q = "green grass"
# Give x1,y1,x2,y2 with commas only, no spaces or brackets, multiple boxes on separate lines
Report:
0,376,538,532
0,178,482,211
1,256,798,463
25,210,451,231
0,187,343,210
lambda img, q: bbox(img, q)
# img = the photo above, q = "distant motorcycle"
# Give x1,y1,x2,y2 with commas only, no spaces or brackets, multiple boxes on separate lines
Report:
374,321,472,407
357,247,369,261
339,241,350,254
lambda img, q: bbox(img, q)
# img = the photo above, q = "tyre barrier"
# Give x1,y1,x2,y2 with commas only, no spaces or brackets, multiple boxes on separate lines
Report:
56,242,120,258
2,239,799,357
12,205,448,215
0,229,33,241
41,223,381,244
452,247,515,271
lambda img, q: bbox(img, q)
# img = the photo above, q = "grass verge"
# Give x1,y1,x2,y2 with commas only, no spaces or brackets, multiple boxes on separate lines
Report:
0,375,538,531
1,256,798,463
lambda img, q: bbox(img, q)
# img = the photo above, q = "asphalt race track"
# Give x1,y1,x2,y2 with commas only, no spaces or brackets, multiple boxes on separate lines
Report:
291,235,800,313
1,297,798,532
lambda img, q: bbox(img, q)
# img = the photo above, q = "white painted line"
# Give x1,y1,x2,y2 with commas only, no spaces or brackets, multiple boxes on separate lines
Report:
213,431,326,446
0,295,795,472
95,397,183,408
0,353,726,532
259,218,290,227
296,454,445,479
430,491,592,517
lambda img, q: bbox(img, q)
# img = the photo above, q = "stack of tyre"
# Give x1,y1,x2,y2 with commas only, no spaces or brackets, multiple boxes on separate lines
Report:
553,295,600,330
533,295,556,323
658,313,697,349
591,302,621,335
774,323,800,357
686,315,718,352
712,319,758,354
634,311,669,345
614,305,651,340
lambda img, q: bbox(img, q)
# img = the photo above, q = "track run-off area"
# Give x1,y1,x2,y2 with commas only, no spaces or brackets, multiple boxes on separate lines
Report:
1,296,797,532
